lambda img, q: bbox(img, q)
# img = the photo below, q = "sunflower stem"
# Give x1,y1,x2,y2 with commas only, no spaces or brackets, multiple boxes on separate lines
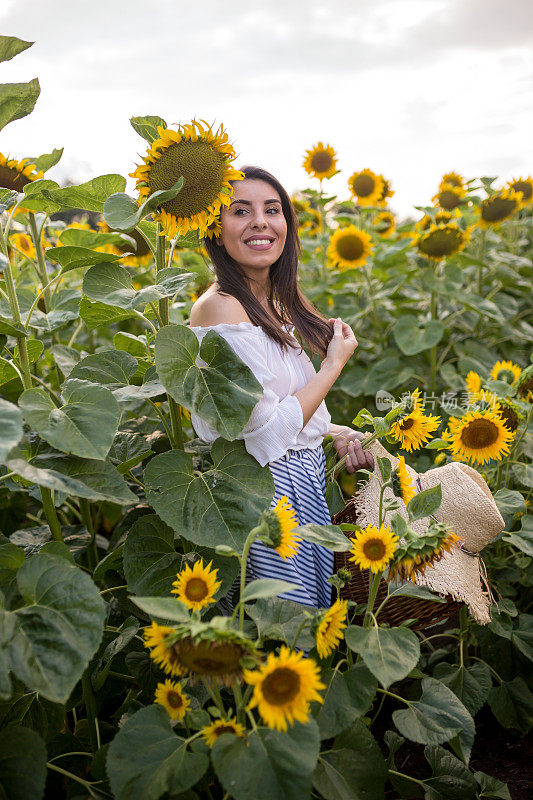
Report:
0,229,33,391
81,668,99,753
476,227,486,296
290,617,310,651
237,524,267,632
363,569,384,628
429,288,437,395
202,677,225,715
40,486,63,542
155,224,169,325
80,498,98,571
168,397,185,450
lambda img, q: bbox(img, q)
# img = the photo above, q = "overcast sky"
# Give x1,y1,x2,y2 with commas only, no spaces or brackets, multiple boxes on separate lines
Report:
1,0,532,219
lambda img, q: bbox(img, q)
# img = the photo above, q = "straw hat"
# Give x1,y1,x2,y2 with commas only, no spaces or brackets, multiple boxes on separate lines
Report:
352,440,505,624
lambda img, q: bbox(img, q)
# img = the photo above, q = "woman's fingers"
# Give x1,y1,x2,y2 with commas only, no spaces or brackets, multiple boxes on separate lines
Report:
345,440,375,473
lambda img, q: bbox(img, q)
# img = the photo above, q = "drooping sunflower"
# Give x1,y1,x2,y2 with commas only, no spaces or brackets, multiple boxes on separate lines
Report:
507,176,533,206
172,628,257,685
373,211,396,238
447,409,515,465
413,221,471,261
154,679,190,721
478,189,521,228
171,558,222,612
516,365,533,403
415,208,461,232
392,455,417,504
465,370,482,399
390,408,441,452
144,622,184,678
10,232,36,260
495,398,524,433
244,645,325,731
201,717,246,747
130,119,244,238
347,169,384,207
349,524,399,574
302,142,337,181
490,359,521,385
388,522,461,583
439,172,466,192
432,183,466,211
0,152,43,193
259,495,301,560
327,225,373,270
375,175,395,207
313,599,348,659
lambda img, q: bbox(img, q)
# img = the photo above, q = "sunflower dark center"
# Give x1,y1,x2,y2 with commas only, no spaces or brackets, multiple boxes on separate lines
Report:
438,190,461,210
518,376,533,399
363,538,387,560
481,196,517,223
351,175,375,197
214,724,236,738
400,417,415,431
336,234,365,261
185,578,209,602
262,667,300,705
148,140,227,219
0,165,31,191
511,181,532,201
311,151,333,172
461,418,499,449
420,227,462,257
167,690,184,709
177,639,243,676
499,407,518,432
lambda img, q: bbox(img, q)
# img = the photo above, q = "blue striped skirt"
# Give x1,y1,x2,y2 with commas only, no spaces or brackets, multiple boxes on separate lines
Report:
220,444,334,611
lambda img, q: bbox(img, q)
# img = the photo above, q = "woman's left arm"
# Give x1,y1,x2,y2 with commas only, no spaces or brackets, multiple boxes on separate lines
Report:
326,423,375,473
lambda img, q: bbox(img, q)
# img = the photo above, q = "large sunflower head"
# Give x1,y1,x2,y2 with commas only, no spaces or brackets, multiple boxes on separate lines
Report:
171,558,222,611
201,717,246,747
516,365,533,403
10,232,36,260
439,172,466,192
327,225,373,270
391,455,417,505
447,408,515,465
172,625,258,685
507,176,533,206
390,408,441,452
349,524,398,573
154,679,190,721
130,119,244,238
347,169,384,207
432,183,466,211
302,142,337,181
244,645,325,731
413,221,471,261
373,211,396,238
375,175,395,206
490,359,522,385
0,153,43,193
415,208,461,232
313,599,348,659
388,521,461,583
259,496,301,560
478,188,520,228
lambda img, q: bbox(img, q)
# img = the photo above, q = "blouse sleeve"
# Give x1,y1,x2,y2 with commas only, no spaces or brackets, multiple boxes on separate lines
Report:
190,326,304,466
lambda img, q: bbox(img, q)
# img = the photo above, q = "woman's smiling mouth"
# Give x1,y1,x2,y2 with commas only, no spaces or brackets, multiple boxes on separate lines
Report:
243,237,275,251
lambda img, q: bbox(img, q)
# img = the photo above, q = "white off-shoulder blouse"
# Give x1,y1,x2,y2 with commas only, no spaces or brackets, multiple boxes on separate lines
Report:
188,321,331,466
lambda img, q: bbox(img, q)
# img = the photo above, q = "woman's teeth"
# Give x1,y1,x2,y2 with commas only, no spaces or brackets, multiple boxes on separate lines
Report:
246,239,272,246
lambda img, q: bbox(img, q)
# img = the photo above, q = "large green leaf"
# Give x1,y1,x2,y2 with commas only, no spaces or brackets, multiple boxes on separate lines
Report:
244,597,316,650
393,315,444,355
79,297,137,327
0,725,47,800
488,677,533,733
0,552,105,702
42,174,126,212
0,35,33,63
407,484,442,521
45,245,123,273
123,514,181,596
0,399,23,462
103,177,183,231
83,263,191,310
155,325,263,439
19,179,61,213
69,350,138,389
432,662,492,716
241,578,300,603
19,379,120,460
106,704,209,800
312,719,388,800
6,453,137,505
0,78,40,132
130,115,167,143
28,289,81,332
212,719,320,800
130,597,190,623
424,745,477,800
26,147,64,173
316,664,378,739
295,524,352,551
59,226,128,249
345,625,420,688
144,439,274,551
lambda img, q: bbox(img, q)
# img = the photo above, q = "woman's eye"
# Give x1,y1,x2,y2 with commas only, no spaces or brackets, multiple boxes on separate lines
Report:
234,208,247,216
267,207,279,214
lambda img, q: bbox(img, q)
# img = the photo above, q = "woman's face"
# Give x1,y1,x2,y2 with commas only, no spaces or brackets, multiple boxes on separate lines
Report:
218,179,287,271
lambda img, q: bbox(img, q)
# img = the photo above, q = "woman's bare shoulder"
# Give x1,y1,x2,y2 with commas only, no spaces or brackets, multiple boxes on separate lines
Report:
189,284,251,327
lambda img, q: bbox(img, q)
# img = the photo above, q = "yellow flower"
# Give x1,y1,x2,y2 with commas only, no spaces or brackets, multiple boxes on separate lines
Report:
478,189,521,228
516,366,533,403
201,717,246,747
0,152,43,193
447,409,515,465
347,169,384,207
349,524,398,573
314,599,348,659
10,232,36,260
302,142,337,180
143,622,185,678
390,408,441,452
507,176,533,206
244,645,325,731
130,119,244,239
439,172,466,192
432,183,466,211
327,225,373,270
154,679,190,721
261,496,301,560
171,558,222,611
413,221,471,261
465,370,482,398
204,216,222,239
375,175,395,207
389,524,461,583
490,360,521,385
173,631,255,685
373,211,395,237
393,456,417,504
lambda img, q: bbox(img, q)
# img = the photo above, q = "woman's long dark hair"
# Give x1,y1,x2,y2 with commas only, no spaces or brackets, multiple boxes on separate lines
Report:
203,165,333,358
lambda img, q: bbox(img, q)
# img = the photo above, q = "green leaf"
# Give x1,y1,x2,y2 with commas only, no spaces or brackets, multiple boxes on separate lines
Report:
155,325,263,440
79,297,137,327
0,35,33,63
244,597,316,650
20,179,61,213
59,226,127,248
511,614,533,663
69,350,138,388
83,263,191,310
295,524,351,551
92,615,139,691
26,147,63,173
0,725,47,800
130,115,167,143
424,744,477,800
393,315,444,356
123,514,181,596
456,292,503,323
511,462,533,488
432,662,492,716
241,578,300,603
130,597,190,623
407,484,442,521
316,664,377,739
103,177,183,231
0,399,23,462
312,719,388,800
1,552,105,702
0,78,40,132
488,677,533,733
0,315,28,337
6,453,137,505
474,770,511,799
212,720,320,800
144,439,274,552
114,331,148,358
0,356,20,386
42,174,126,212
107,705,209,800
46,245,123,273
387,581,446,603
494,489,527,516
345,625,420,688
19,379,120,460
28,288,81,333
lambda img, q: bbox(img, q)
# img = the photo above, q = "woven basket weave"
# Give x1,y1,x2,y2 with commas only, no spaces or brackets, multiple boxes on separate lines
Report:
332,497,462,631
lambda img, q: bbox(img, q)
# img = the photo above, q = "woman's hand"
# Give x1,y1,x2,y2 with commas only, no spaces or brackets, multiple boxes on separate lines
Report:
331,427,375,473
321,317,358,375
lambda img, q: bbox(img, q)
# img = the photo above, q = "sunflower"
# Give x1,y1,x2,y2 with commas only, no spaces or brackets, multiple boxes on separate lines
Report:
374,211,396,237
516,366,533,403
439,172,466,192
349,524,398,573
465,370,482,399
204,215,222,239
300,206,322,237
432,183,466,211
144,622,185,678
327,225,373,270
388,522,461,583
490,359,521,385
10,232,36,260
302,142,337,181
172,628,256,684
507,176,533,206
130,119,244,239
478,189,520,228
314,599,348,659
375,175,395,206
244,645,325,731
259,495,301,560
496,398,524,433
415,208,461,232
0,152,43,193
154,679,190,721
447,409,515,465
348,169,384,207
413,222,470,261
390,408,441,452
201,717,246,747
392,455,417,504
171,558,221,612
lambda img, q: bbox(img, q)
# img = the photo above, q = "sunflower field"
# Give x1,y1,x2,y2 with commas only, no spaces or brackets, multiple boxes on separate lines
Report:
1,35,533,800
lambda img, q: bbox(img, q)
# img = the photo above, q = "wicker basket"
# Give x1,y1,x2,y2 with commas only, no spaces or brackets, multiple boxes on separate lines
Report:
332,497,462,631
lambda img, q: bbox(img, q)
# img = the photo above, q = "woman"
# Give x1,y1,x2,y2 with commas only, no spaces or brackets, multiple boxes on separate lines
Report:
189,165,374,610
